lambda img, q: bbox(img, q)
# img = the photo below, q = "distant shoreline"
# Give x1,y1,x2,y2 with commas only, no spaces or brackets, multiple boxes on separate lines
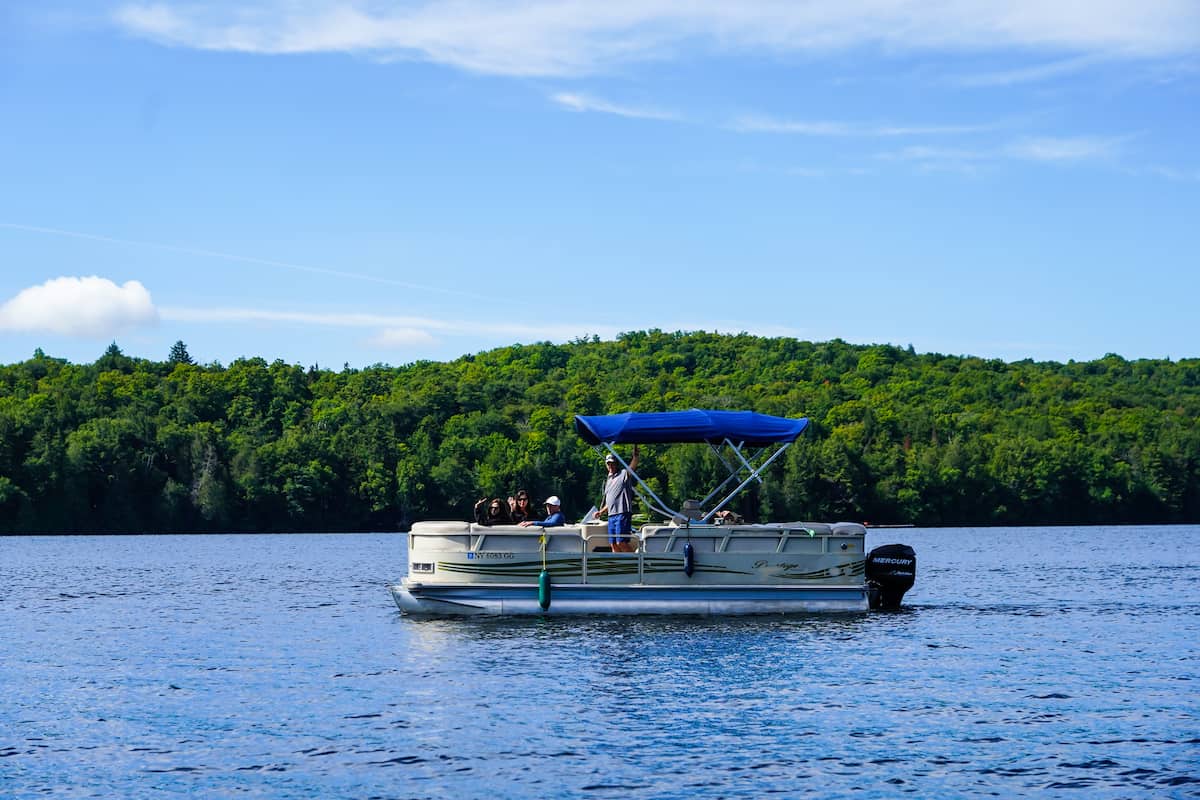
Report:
5,521,1199,536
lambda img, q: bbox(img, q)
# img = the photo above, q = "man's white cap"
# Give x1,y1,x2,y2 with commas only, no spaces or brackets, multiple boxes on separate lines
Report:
544,496,561,506
605,453,617,463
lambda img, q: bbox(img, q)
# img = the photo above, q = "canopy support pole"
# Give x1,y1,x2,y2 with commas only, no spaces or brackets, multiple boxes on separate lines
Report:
698,440,794,523
697,442,765,508
574,410,809,526
724,439,769,485
595,438,795,525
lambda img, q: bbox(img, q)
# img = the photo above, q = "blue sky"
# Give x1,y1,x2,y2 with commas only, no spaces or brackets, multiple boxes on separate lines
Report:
2,1,1198,368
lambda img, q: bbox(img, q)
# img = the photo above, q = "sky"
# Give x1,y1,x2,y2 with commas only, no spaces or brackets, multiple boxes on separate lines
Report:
2,1,1198,369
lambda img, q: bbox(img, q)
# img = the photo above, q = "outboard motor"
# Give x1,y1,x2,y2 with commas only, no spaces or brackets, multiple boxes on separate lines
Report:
866,544,916,610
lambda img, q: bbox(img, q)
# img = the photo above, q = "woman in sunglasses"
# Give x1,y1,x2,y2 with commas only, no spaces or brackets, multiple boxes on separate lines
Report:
508,489,534,524
473,496,514,526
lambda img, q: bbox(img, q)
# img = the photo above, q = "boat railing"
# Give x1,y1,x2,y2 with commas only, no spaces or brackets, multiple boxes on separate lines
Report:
409,522,609,554
470,524,585,553
638,522,864,554
408,520,866,558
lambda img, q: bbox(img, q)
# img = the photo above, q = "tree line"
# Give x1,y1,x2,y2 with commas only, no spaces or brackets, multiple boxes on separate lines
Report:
1,332,1197,533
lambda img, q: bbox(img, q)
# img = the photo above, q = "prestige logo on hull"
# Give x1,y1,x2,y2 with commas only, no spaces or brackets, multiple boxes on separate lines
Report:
466,552,515,559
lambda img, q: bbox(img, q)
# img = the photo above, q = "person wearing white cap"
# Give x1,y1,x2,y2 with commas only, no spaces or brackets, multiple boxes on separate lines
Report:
519,495,565,527
597,445,639,552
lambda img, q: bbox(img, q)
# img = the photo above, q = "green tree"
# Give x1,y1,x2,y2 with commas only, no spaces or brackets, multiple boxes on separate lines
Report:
0,336,1196,531
168,340,194,365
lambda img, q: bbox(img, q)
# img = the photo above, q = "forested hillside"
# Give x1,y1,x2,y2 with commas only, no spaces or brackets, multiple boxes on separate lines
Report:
1,332,1197,532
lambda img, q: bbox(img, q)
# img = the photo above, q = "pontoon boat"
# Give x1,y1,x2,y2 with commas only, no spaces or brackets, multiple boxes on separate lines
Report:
390,410,915,615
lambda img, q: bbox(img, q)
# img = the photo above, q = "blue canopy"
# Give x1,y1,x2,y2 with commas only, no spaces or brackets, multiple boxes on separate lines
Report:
574,409,809,447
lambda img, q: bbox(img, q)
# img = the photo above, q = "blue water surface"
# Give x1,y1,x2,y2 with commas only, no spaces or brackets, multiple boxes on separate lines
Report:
1,526,1197,799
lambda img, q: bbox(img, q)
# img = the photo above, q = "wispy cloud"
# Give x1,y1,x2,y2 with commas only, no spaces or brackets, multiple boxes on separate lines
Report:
876,145,994,174
160,305,625,345
730,114,990,137
551,92,681,121
365,328,439,348
112,2,1200,77
726,158,876,179
547,96,991,138
1130,164,1200,182
158,305,821,353
879,135,1126,170
0,222,486,301
0,276,159,337
1003,135,1125,162
952,54,1104,87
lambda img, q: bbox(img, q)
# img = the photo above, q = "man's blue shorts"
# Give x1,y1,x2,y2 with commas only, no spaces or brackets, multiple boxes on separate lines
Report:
608,513,632,546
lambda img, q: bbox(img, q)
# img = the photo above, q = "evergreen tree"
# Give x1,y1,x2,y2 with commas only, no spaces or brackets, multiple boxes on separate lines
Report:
168,340,194,365
95,341,132,372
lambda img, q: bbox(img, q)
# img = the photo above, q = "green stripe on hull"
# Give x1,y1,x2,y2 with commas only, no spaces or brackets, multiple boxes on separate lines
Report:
437,558,584,578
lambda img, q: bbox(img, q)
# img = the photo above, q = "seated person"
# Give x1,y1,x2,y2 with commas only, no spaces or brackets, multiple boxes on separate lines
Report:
519,496,565,528
508,489,534,524
474,497,513,526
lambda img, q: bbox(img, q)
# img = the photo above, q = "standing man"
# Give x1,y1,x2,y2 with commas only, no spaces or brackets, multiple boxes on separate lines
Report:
598,445,639,552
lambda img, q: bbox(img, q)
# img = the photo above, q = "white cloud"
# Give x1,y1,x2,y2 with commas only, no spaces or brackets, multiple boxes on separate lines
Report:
158,304,817,351
159,305,625,342
878,135,1125,169
551,92,680,121
883,145,988,161
366,328,439,348
1132,164,1200,182
548,97,988,137
730,115,989,137
729,116,854,137
952,54,1103,87
0,276,159,337
112,1,1200,77
878,144,993,163
0,222,482,300
163,307,455,330
1004,135,1124,161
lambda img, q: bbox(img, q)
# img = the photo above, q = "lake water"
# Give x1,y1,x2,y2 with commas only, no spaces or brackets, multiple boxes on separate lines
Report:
1,526,1197,799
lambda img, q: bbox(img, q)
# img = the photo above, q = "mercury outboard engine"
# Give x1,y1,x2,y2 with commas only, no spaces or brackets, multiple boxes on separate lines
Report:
866,544,916,610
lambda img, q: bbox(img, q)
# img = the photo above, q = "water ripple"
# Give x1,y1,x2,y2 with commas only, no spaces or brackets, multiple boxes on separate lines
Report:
1,527,1198,799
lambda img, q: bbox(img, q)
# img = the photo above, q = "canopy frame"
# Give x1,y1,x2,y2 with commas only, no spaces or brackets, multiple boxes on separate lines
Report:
575,410,808,525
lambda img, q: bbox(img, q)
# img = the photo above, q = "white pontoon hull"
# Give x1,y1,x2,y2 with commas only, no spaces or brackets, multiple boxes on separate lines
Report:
392,581,869,615
392,520,875,616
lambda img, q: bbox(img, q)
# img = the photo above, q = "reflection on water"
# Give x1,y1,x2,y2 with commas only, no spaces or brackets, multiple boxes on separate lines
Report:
1,526,1197,799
